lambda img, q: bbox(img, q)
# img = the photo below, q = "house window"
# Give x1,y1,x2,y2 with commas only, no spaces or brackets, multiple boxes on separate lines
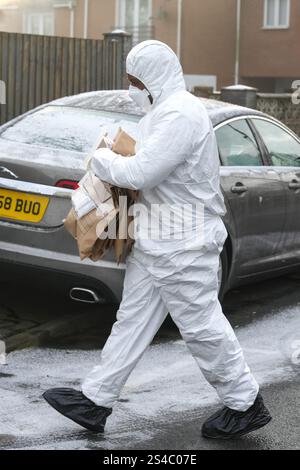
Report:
117,0,152,44
24,12,54,36
264,0,290,28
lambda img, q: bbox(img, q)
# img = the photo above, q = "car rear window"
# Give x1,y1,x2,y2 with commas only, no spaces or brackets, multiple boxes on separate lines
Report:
0,105,140,153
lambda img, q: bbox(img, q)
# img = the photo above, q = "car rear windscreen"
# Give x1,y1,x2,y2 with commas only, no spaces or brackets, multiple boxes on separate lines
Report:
1,106,140,153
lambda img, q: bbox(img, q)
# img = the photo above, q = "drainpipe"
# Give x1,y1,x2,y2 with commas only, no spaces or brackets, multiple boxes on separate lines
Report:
177,0,183,60
69,1,75,37
234,0,241,85
83,0,89,39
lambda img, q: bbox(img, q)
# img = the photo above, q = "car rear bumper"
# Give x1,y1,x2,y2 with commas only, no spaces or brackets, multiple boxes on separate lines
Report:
0,174,126,304
0,238,126,303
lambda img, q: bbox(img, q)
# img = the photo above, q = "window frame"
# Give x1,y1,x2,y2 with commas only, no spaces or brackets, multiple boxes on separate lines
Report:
116,0,152,31
263,0,290,29
250,116,300,168
23,11,55,36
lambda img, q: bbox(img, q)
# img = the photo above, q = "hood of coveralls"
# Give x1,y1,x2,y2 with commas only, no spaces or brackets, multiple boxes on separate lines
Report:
126,40,186,109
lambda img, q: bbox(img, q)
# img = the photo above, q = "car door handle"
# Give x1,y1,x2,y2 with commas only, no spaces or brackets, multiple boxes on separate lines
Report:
288,180,300,191
231,183,248,194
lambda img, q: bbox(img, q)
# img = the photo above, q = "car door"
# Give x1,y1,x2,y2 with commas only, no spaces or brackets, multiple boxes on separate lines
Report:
251,117,300,267
215,117,287,277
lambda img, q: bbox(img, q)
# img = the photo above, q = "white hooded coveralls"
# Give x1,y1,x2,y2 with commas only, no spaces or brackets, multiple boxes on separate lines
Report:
82,41,259,411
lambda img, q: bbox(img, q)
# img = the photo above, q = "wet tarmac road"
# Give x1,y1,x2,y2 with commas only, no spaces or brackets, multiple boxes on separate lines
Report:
0,273,299,450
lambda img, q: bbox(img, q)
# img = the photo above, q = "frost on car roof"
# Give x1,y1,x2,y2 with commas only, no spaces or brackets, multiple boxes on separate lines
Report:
51,90,263,126
200,97,263,126
52,90,144,117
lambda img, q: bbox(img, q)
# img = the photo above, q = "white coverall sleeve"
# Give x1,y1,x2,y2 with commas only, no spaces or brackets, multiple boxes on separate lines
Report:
90,111,195,190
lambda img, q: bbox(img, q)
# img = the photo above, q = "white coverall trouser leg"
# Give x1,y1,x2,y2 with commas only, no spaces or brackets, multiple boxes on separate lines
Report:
82,244,259,412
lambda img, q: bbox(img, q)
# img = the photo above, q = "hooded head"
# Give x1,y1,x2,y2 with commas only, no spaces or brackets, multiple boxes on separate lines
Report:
126,40,186,110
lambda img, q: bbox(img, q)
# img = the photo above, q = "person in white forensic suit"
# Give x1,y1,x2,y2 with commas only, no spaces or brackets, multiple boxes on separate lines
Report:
43,41,272,438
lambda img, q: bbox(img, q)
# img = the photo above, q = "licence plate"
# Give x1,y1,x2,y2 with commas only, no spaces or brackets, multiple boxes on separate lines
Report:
0,188,49,223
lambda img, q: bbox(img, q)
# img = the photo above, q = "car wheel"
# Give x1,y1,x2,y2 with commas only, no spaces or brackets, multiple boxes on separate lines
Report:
218,248,228,302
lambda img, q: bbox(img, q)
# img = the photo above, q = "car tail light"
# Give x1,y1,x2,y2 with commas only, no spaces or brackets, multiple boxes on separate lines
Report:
55,180,79,190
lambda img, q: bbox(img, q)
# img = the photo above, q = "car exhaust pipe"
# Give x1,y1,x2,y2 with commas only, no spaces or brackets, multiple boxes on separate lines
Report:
69,287,105,304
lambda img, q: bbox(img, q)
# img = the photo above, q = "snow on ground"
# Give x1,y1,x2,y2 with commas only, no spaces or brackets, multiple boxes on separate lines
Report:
0,303,299,449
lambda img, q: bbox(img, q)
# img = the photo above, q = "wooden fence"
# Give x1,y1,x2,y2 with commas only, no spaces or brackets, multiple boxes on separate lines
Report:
0,30,132,125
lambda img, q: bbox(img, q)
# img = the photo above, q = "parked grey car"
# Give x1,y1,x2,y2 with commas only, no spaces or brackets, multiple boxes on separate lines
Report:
0,90,299,303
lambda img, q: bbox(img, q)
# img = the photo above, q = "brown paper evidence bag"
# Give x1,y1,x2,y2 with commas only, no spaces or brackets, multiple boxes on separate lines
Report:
64,129,138,264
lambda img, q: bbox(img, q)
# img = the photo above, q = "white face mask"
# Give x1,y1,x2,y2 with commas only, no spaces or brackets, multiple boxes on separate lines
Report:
129,85,152,112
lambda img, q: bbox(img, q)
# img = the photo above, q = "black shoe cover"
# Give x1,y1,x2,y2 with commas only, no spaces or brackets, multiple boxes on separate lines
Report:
42,388,112,433
202,392,272,440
